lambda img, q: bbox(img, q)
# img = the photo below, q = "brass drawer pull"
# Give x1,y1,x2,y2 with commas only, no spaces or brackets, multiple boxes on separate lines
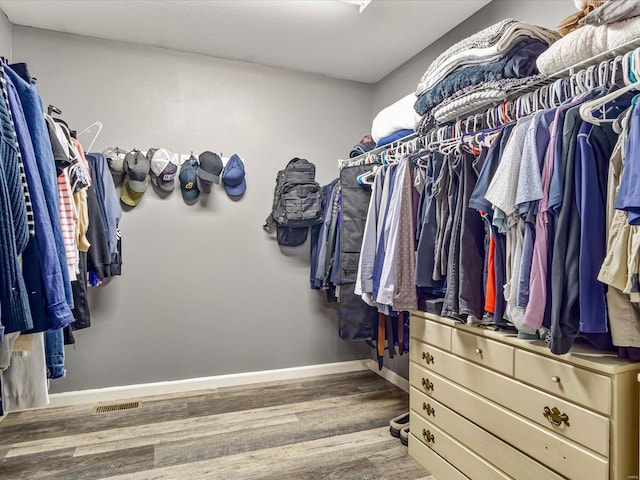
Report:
475,348,483,355
421,378,434,391
422,428,435,444
551,376,561,383
423,402,435,417
422,351,435,364
543,406,570,427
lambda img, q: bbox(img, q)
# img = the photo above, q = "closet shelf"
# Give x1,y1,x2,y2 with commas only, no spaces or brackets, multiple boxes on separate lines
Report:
439,36,640,124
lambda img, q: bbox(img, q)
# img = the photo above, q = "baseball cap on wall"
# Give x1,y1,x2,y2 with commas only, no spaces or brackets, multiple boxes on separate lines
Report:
121,150,150,206
120,179,145,206
221,154,246,196
150,148,178,192
179,156,200,202
197,151,224,194
103,147,126,186
124,150,150,192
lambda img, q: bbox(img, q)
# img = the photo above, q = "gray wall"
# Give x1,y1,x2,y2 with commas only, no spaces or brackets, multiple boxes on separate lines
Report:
0,8,11,60
371,0,578,379
13,26,373,393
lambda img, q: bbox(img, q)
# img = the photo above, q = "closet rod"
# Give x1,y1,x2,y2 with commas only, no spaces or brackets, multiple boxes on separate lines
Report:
339,132,418,168
426,41,640,145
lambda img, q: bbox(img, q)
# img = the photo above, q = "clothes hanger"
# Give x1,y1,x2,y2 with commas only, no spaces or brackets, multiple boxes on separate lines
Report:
580,78,640,125
610,55,624,86
77,121,103,153
357,165,378,185
598,60,609,88
622,50,635,85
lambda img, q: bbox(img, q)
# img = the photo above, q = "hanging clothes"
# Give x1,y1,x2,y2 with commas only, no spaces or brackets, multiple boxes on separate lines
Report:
338,163,379,341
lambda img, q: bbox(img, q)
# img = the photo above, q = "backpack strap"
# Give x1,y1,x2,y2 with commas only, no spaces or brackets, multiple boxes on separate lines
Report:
263,213,276,231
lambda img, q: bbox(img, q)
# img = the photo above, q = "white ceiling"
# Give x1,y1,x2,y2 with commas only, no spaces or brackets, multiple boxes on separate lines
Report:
0,0,491,84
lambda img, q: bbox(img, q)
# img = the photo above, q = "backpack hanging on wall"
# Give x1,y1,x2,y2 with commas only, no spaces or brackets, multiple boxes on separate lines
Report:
263,157,323,247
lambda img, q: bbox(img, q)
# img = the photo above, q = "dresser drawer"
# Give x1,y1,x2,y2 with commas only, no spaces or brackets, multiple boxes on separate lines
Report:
411,317,451,351
412,414,510,480
515,349,611,415
451,329,514,376
409,435,469,480
410,363,609,479
411,343,609,456
411,388,565,480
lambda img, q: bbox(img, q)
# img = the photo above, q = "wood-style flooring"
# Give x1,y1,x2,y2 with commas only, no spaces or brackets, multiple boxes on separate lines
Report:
0,370,432,479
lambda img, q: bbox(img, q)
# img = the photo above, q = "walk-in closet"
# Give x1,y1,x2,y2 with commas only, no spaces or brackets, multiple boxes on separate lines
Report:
0,1,639,479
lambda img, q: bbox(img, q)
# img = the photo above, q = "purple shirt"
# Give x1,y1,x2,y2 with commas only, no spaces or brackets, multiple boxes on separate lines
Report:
523,95,586,330
517,108,556,308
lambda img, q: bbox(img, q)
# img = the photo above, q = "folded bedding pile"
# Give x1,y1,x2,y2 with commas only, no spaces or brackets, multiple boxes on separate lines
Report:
413,19,559,133
537,1,640,75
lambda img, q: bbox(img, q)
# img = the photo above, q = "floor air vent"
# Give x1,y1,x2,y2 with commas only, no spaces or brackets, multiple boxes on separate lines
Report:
94,401,141,414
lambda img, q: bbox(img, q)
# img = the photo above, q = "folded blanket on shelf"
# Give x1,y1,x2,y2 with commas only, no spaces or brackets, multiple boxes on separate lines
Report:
432,89,507,124
414,38,548,116
416,20,559,97
537,14,640,75
376,129,414,147
414,74,544,135
371,93,421,143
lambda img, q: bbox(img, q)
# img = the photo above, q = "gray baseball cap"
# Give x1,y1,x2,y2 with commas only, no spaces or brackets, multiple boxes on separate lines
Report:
124,150,150,193
197,151,223,193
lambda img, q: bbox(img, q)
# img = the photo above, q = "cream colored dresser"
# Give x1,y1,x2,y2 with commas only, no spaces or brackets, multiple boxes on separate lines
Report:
409,311,640,480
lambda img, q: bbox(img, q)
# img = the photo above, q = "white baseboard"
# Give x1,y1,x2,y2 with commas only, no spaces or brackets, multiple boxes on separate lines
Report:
44,359,371,409
367,361,410,393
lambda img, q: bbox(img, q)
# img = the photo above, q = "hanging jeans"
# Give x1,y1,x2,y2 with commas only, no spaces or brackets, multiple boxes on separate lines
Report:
44,328,65,379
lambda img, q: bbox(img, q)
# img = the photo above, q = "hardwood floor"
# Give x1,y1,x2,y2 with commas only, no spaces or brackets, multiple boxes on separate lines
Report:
0,370,432,479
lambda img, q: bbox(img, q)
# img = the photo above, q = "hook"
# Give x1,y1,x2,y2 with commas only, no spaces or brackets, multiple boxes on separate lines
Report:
47,104,62,116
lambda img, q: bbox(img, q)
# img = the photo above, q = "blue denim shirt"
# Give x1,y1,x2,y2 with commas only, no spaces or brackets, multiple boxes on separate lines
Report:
5,63,74,310
4,69,75,330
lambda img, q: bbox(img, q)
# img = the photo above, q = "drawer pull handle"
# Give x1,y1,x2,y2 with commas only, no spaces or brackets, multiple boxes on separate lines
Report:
423,402,435,417
422,351,435,364
475,348,483,355
543,406,570,427
551,376,561,383
421,378,434,391
422,428,435,444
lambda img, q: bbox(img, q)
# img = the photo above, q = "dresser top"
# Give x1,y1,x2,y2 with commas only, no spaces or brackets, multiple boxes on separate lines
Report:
411,310,640,374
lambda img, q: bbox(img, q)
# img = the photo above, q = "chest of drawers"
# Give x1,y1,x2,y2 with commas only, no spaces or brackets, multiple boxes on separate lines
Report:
409,311,640,480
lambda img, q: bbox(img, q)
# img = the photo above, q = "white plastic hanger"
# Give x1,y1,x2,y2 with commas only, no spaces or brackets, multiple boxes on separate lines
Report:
77,121,103,153
579,79,640,125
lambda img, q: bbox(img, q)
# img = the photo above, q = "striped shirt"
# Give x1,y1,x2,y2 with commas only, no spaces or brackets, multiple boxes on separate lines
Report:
57,168,79,281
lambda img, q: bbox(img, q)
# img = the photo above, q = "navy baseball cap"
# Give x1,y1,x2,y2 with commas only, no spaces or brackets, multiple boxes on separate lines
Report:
222,154,246,196
179,157,200,202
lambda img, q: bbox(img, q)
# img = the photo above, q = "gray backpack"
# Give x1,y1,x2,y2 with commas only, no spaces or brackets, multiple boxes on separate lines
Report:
264,158,323,246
